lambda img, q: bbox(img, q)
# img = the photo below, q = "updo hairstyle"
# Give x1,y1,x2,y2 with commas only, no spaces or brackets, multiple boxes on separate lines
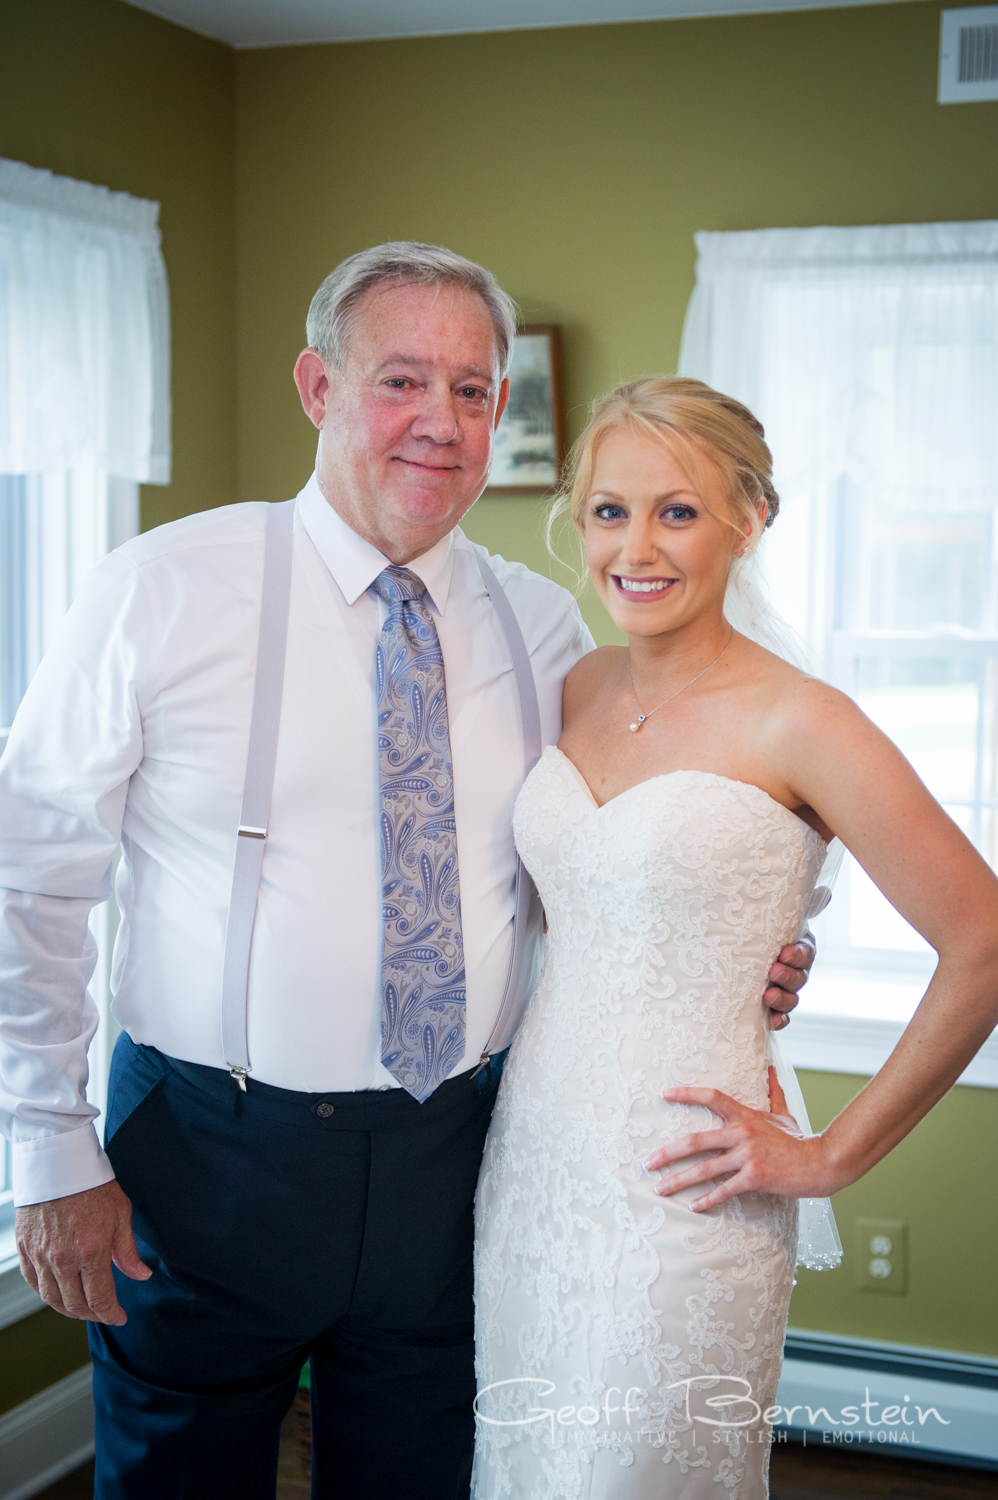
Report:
549,376,779,561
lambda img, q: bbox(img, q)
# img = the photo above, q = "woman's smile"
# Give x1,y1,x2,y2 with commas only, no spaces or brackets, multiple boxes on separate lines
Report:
611,574,678,600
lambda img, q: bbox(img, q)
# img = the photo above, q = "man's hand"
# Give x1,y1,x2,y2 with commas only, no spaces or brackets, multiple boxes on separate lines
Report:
763,930,816,1031
16,1180,151,1324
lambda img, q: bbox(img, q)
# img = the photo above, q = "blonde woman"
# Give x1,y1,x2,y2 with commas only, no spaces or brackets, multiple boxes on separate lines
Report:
471,378,998,1499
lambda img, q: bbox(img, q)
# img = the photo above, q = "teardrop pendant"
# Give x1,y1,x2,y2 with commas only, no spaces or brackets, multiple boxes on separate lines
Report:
629,723,639,733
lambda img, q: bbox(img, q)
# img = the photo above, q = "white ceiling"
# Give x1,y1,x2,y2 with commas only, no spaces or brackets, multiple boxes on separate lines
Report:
122,0,907,48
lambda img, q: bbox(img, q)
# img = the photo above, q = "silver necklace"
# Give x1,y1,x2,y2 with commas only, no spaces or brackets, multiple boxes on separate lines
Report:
626,628,734,733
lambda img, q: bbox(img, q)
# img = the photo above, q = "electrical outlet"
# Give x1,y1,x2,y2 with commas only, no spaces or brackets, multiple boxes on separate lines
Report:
855,1218,908,1294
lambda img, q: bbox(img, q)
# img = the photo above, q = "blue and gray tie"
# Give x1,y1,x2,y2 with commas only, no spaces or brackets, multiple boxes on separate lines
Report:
370,566,466,1102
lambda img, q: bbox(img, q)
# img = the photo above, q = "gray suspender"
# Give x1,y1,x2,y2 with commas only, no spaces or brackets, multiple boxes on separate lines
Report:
472,555,544,1061
221,501,543,1085
220,497,295,1085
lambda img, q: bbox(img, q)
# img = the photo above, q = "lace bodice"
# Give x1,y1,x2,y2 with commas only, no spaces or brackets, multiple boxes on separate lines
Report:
516,747,828,1119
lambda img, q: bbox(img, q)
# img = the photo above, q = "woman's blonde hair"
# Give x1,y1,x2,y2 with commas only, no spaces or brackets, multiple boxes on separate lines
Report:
548,376,779,567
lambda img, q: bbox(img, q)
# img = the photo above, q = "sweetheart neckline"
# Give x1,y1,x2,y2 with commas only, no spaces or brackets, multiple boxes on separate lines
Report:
548,745,829,849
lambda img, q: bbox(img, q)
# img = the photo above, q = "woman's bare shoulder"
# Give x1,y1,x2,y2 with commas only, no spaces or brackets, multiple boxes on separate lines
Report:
730,635,869,752
564,645,624,690
733,635,842,704
751,654,873,763
768,665,860,722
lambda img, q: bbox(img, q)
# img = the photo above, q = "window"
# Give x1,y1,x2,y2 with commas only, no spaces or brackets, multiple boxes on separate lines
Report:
679,221,998,1083
0,471,138,1237
0,158,169,1244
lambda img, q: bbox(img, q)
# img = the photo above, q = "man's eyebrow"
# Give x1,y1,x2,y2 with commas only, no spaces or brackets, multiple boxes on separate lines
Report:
373,354,424,371
372,355,495,383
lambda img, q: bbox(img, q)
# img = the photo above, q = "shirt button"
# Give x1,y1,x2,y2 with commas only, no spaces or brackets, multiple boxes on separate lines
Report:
315,1102,335,1119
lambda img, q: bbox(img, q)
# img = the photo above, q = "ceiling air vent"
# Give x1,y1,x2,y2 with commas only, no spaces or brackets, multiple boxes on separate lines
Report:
939,6,998,102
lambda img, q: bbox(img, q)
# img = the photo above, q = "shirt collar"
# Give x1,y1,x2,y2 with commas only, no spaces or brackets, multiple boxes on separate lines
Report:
296,471,456,615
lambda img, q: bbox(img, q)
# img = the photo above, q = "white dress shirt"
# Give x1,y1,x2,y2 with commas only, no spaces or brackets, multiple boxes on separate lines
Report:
0,474,593,1206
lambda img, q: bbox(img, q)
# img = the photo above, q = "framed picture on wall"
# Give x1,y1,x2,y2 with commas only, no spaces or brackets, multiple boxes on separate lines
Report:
487,325,565,494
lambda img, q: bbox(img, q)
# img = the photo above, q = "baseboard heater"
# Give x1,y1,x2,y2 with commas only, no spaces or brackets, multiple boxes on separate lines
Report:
777,1329,998,1469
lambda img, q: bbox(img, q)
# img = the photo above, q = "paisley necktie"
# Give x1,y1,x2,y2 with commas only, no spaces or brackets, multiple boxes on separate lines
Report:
370,566,466,1102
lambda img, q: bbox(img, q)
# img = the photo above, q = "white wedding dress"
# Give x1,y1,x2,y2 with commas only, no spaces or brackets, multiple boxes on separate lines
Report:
472,746,837,1500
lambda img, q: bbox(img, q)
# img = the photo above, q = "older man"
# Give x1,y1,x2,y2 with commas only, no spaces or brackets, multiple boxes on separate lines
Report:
2,244,812,1499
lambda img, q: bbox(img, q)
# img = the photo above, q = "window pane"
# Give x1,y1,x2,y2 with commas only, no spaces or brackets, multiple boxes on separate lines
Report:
0,475,36,730
864,513,992,633
856,675,980,805
846,860,934,955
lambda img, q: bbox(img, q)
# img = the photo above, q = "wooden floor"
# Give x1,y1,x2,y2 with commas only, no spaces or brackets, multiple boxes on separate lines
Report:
33,1438,998,1498
29,1462,93,1500
30,1411,311,1500
769,1442,998,1498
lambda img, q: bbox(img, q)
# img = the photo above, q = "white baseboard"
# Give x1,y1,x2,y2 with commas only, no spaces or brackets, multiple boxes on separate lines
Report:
0,1366,94,1500
778,1330,998,1467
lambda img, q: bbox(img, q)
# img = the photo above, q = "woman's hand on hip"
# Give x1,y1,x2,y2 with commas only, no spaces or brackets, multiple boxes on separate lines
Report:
644,1069,840,1211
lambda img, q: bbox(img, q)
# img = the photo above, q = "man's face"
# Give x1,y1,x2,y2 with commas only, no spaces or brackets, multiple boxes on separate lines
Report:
295,281,510,563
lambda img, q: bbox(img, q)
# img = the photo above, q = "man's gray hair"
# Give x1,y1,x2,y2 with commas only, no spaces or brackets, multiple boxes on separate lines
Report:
305,241,519,379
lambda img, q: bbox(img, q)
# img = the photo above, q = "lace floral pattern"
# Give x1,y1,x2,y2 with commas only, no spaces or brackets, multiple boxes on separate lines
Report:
472,748,828,1499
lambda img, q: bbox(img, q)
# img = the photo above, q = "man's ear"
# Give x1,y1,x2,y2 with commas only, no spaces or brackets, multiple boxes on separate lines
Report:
493,376,511,430
294,349,333,430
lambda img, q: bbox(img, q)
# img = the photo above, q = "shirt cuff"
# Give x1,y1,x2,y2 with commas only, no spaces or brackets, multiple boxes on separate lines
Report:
11,1124,116,1207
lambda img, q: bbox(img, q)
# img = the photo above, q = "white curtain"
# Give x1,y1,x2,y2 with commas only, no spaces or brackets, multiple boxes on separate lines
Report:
0,156,170,483
679,221,998,514
678,221,998,655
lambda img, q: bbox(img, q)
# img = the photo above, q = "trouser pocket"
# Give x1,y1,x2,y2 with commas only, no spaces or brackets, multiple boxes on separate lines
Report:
103,1031,172,1147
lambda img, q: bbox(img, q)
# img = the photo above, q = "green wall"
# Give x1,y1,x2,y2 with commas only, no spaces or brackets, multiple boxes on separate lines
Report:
0,0,237,1415
1,0,997,1421
0,1309,90,1419
790,1072,997,1354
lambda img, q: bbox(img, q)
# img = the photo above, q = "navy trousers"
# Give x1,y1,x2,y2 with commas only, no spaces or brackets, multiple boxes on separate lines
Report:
88,1032,505,1500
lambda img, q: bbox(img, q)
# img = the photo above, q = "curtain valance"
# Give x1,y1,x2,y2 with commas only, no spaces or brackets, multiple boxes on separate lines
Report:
0,157,170,483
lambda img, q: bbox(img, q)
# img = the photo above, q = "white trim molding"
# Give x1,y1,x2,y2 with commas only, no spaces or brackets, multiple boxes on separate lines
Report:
122,0,916,49
783,1010,998,1087
0,1366,93,1500
0,1249,43,1334
778,1330,998,1468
